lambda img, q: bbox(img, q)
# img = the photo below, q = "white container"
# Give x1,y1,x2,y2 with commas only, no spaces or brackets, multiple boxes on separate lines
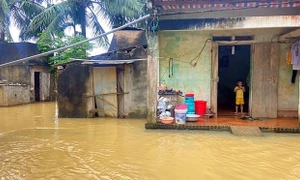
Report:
175,109,187,124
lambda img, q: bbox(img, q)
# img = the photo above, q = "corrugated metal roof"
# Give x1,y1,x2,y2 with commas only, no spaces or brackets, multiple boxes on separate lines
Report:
81,59,146,65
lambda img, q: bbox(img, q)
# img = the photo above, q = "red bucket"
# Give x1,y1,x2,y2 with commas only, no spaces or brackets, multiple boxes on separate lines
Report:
195,100,207,116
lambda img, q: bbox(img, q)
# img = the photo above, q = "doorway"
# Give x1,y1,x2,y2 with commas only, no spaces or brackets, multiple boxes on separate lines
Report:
217,45,251,115
34,72,40,101
93,67,118,117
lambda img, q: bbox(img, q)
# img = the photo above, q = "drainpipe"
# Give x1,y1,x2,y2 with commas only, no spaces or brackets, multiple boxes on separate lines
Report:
0,14,151,68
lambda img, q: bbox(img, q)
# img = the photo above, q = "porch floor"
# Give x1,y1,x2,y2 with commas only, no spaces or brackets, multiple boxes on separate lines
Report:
145,117,300,133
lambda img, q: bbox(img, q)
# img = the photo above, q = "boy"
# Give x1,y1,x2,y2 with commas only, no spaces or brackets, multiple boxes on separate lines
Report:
234,80,245,114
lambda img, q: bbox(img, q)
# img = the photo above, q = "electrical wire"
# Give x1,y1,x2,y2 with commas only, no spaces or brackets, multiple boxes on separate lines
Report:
189,39,211,67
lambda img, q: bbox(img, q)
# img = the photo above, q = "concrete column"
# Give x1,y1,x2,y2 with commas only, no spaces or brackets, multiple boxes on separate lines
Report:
298,73,300,127
146,31,159,123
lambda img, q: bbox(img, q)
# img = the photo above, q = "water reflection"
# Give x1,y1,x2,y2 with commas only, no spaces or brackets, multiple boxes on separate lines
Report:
1,102,300,180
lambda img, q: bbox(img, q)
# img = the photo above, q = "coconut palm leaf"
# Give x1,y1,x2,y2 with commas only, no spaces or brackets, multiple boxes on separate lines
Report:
87,6,109,47
26,1,70,37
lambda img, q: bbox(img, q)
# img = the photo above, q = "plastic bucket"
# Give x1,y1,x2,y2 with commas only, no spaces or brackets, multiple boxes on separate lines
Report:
175,109,187,124
185,102,195,114
195,100,207,116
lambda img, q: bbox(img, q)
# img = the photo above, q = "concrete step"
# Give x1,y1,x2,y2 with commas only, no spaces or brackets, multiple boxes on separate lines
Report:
230,126,263,136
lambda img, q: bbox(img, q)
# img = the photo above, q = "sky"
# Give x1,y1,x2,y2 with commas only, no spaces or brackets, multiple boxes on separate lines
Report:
8,1,113,56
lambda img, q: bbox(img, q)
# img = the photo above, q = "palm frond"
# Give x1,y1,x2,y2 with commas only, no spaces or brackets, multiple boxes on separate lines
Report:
87,6,109,47
25,1,70,37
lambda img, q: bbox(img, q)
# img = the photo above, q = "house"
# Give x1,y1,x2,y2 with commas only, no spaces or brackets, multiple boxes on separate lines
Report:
145,0,300,124
57,28,148,118
0,42,55,106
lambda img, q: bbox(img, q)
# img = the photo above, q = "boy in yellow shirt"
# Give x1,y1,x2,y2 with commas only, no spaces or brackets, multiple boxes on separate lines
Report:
234,80,245,114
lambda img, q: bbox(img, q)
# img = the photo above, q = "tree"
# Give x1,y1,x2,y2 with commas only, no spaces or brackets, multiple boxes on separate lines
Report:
24,0,145,46
37,32,93,67
0,0,44,42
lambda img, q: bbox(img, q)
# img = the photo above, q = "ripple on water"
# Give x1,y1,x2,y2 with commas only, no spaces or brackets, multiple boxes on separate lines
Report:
1,103,300,179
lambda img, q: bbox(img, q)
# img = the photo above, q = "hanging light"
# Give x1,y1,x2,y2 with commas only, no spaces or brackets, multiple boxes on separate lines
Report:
231,36,235,55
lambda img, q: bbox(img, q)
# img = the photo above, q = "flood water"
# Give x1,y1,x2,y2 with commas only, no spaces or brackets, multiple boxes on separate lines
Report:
1,102,300,180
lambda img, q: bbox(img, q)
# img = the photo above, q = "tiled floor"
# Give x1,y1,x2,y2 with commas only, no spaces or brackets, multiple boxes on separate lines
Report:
195,116,299,128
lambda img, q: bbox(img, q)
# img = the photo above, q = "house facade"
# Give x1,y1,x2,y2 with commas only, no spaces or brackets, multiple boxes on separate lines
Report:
146,0,300,123
0,42,55,106
57,29,148,118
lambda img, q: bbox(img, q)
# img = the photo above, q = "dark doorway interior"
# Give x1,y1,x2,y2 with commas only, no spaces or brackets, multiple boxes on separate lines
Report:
34,72,40,101
217,45,251,115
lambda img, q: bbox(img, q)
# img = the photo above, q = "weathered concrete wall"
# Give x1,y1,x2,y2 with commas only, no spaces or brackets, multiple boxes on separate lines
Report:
159,31,212,106
0,85,31,106
0,66,31,84
57,64,93,118
277,44,299,117
124,61,148,118
159,16,300,31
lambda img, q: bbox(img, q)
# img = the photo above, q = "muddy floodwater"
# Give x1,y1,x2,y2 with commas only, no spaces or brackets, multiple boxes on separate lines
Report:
1,102,300,180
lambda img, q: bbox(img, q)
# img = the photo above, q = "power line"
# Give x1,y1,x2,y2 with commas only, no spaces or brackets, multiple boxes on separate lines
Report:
0,14,151,68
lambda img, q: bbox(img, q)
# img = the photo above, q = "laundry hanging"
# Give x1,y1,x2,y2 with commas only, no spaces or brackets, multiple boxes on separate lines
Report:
290,40,300,83
292,40,300,67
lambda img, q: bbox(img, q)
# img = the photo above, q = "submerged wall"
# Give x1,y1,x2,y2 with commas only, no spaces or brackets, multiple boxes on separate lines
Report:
0,85,31,106
123,61,148,118
0,66,31,84
57,64,94,118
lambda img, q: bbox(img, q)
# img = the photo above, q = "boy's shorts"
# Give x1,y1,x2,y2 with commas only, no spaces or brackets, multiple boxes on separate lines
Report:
236,98,244,105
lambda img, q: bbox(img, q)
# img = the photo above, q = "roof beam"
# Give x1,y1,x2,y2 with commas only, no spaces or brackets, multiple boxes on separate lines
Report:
279,28,300,40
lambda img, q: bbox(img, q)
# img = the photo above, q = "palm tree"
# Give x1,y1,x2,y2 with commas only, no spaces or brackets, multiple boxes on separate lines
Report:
0,0,44,42
23,0,145,46
0,0,11,42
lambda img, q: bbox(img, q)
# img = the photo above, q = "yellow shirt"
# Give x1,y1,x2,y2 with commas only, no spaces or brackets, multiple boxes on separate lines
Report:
234,86,245,99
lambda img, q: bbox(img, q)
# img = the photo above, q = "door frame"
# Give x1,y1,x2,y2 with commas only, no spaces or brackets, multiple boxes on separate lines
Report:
211,42,253,117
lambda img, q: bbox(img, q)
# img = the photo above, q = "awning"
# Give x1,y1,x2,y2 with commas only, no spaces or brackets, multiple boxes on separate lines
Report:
52,58,147,67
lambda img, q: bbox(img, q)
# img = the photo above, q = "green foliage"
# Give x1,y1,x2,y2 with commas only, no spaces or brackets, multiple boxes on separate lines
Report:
37,32,93,66
23,0,145,46
0,0,44,42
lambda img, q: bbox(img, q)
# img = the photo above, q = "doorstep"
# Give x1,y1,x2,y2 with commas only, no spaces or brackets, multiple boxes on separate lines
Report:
145,117,300,133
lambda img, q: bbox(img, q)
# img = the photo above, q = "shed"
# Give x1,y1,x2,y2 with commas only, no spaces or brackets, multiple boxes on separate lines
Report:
57,29,148,118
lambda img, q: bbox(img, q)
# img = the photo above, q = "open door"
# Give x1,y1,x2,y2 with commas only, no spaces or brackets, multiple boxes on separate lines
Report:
34,72,40,101
251,43,279,118
93,67,118,117
211,42,219,116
